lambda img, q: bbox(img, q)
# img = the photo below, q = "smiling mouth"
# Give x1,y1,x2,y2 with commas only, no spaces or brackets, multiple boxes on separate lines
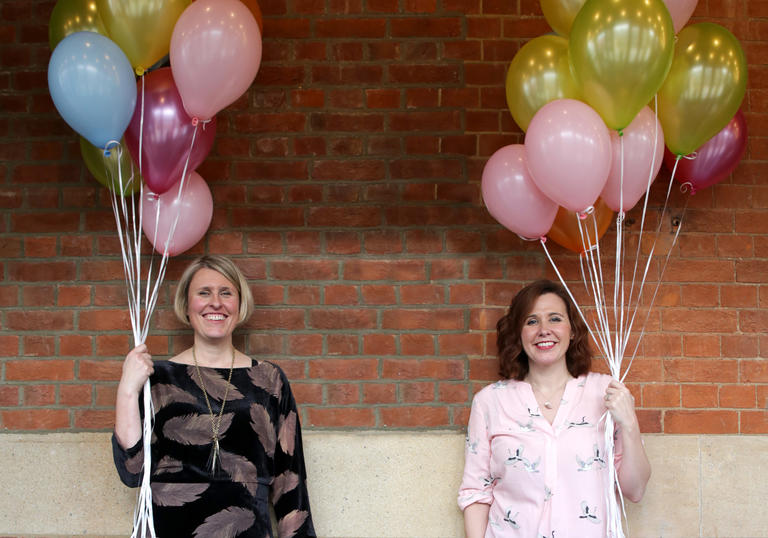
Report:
535,341,556,350
203,313,227,321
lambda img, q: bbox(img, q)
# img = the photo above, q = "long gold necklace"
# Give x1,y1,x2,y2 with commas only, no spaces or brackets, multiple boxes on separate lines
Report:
192,346,236,475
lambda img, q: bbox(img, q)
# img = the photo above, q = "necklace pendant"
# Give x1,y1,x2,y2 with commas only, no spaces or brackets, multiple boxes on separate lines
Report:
543,401,553,409
208,436,221,476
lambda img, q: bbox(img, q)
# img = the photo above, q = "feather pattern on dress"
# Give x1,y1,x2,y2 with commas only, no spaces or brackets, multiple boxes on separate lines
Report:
155,455,184,474
163,412,234,445
278,410,297,456
151,382,198,411
188,365,245,402
151,482,209,507
277,509,308,538
191,506,256,538
247,363,282,398
219,449,260,496
270,470,299,504
125,449,144,475
250,404,276,457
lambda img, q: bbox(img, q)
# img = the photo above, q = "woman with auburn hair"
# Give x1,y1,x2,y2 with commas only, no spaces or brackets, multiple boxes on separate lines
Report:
113,255,315,537
459,279,650,537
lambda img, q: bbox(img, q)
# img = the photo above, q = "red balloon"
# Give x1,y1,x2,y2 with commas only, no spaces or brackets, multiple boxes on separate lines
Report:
665,109,747,191
125,67,216,194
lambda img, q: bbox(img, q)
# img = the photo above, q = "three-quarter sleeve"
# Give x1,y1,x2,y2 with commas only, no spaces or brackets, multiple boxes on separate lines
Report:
270,371,316,538
458,391,494,510
111,433,144,487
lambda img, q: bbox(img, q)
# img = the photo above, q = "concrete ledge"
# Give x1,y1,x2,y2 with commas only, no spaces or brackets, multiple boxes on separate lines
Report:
0,432,766,537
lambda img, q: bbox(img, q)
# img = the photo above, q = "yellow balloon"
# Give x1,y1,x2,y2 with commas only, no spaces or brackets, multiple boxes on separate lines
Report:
541,0,587,36
657,23,747,156
569,0,675,131
80,138,142,196
49,0,109,50
505,35,582,132
96,0,191,74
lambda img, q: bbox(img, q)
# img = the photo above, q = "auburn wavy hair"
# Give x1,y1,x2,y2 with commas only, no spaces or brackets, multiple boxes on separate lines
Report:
496,279,592,380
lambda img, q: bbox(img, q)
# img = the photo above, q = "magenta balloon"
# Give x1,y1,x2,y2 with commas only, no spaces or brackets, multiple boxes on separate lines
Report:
664,0,698,33
525,99,612,212
601,107,665,212
170,0,262,120
665,109,747,191
142,171,213,256
481,144,559,239
124,68,216,195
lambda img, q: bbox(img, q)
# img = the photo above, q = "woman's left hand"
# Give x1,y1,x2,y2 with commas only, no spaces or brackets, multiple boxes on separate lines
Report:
603,379,639,429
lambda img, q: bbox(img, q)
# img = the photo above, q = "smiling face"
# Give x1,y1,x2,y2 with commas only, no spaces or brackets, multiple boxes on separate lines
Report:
187,267,241,343
521,292,572,370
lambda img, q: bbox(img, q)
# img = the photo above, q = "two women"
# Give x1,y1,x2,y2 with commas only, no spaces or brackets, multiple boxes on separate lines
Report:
459,280,651,537
113,255,315,537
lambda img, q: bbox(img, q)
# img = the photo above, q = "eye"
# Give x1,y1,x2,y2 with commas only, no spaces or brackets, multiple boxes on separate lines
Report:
221,290,233,297
550,315,563,323
198,290,210,296
525,318,538,326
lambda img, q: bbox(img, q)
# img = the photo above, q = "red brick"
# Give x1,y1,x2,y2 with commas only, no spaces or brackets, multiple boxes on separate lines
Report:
664,410,738,433
306,407,376,427
74,409,115,429
363,383,397,404
60,384,93,406
1,409,69,430
740,410,768,433
287,334,322,356
400,334,435,356
23,384,56,406
681,385,718,408
292,383,323,405
719,385,756,408
309,358,378,380
381,358,464,380
642,384,680,408
6,360,74,381
326,383,360,405
380,406,449,427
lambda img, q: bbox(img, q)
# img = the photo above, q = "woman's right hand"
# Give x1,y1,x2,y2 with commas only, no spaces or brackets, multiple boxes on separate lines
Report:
118,344,154,396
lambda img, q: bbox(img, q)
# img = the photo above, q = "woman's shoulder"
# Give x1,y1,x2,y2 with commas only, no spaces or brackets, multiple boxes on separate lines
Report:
473,378,522,400
581,371,614,391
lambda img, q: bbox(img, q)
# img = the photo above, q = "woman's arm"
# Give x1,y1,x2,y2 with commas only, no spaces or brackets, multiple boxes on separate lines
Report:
114,344,154,449
463,502,490,538
604,379,651,502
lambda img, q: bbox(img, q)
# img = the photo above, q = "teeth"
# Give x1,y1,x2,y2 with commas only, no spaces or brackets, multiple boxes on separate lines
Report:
536,342,555,349
204,314,225,320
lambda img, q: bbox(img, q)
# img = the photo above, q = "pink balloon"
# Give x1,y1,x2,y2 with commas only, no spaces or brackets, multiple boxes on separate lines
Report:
525,99,612,213
601,107,665,212
481,144,559,239
142,171,213,256
664,0,698,33
170,0,262,120
665,109,747,191
125,68,217,195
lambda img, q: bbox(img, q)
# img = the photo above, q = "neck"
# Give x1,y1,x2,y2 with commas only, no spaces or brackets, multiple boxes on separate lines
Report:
525,363,572,391
192,337,235,368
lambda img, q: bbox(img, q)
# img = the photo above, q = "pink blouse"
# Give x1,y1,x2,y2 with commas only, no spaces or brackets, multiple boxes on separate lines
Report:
458,372,623,538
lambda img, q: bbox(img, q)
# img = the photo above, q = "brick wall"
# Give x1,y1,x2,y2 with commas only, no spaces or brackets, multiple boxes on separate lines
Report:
0,0,765,434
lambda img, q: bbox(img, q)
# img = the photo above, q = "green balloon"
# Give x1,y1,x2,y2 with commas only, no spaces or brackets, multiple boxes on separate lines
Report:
49,0,108,50
80,138,142,196
569,0,675,131
506,35,582,132
657,23,747,156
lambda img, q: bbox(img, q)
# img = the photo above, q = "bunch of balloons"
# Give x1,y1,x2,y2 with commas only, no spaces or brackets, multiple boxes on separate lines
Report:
485,0,747,253
47,0,264,255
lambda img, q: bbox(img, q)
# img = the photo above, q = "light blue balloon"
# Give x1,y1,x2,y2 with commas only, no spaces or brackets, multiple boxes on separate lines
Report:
48,31,137,150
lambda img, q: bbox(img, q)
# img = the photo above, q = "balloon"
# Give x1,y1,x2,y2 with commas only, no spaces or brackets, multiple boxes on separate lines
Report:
657,23,747,156
48,32,137,149
664,0,698,33
170,0,262,121
505,35,582,132
525,99,612,213
569,0,675,130
125,68,217,195
142,171,213,256
238,0,264,34
80,138,142,195
541,0,586,36
665,109,747,191
481,145,559,239
49,0,108,50
548,198,614,253
601,107,665,212
96,0,191,75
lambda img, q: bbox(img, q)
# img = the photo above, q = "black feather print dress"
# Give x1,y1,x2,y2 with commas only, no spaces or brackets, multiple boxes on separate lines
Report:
112,359,316,538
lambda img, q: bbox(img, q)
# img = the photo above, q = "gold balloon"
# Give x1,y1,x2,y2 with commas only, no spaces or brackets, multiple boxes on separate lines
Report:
569,0,675,131
80,138,142,196
548,198,614,253
541,0,587,36
505,35,582,132
96,0,191,74
657,23,747,156
49,0,108,50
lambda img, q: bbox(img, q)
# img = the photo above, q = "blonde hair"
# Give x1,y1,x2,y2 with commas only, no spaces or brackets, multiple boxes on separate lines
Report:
174,255,254,327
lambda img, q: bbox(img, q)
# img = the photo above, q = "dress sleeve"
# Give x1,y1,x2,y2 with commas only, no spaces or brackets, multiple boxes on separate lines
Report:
271,371,316,538
458,390,494,510
111,433,144,487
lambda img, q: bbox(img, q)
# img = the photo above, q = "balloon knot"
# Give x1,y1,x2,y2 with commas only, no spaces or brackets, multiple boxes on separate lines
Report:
617,129,624,137
690,186,698,196
135,67,145,77
577,211,589,220
540,236,547,244
192,117,199,126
